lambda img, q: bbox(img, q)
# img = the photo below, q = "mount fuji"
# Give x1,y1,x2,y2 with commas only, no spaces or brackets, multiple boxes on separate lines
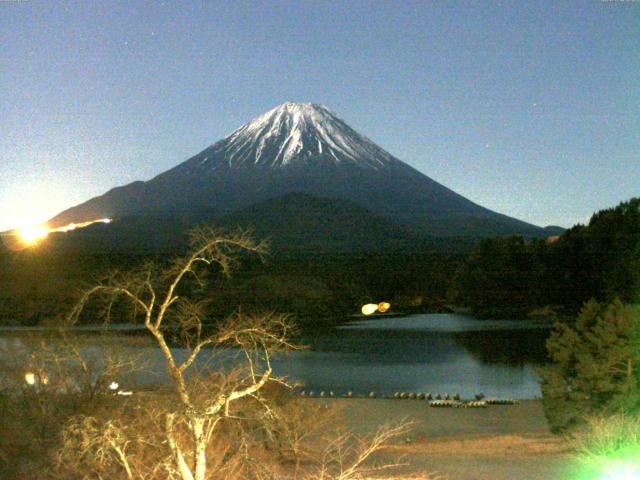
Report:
50,102,545,237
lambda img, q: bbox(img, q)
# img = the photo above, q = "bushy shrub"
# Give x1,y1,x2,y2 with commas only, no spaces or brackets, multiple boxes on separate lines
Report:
570,414,640,480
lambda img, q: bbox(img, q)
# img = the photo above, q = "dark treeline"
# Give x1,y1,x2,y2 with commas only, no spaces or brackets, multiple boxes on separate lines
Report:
1,197,637,325
453,198,640,318
204,251,465,325
0,239,465,326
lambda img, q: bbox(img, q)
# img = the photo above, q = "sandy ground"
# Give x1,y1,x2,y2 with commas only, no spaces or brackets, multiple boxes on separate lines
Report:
307,398,575,480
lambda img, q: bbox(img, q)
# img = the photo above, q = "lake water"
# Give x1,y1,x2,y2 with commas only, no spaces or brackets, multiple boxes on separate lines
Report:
276,314,552,400
0,313,552,400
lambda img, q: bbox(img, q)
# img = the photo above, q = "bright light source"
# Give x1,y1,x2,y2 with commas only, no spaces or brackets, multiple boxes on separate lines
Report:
24,372,36,385
10,217,113,249
361,302,391,315
378,302,391,313
602,460,640,480
361,304,378,315
17,225,49,245
109,381,119,390
56,223,77,232
52,218,113,233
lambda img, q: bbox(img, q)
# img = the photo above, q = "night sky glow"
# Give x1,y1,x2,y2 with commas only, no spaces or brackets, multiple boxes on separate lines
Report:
1,1,638,231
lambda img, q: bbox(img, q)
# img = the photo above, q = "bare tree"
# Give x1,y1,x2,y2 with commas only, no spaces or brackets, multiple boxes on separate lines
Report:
311,421,416,480
66,227,299,480
56,227,431,480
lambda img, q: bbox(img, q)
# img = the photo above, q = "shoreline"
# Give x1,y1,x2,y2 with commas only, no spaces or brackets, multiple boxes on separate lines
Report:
307,397,573,479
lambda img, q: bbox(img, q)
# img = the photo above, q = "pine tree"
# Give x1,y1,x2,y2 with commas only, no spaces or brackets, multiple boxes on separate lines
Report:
538,299,640,432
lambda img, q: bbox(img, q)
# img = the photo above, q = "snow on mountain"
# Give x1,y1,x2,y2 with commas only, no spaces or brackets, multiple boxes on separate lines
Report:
199,102,396,170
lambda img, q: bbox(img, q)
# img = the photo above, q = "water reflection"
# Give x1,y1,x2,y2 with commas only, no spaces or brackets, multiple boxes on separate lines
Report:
274,314,551,399
0,314,552,399
453,329,549,367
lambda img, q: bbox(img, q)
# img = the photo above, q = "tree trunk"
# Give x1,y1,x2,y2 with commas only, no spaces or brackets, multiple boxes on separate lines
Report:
166,413,195,480
193,416,207,480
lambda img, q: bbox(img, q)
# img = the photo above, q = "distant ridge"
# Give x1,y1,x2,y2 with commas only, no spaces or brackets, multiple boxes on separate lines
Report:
221,192,434,254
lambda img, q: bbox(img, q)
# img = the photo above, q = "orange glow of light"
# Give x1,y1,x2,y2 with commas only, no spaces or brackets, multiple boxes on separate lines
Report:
378,302,391,313
17,224,49,245
10,218,113,249
53,218,112,233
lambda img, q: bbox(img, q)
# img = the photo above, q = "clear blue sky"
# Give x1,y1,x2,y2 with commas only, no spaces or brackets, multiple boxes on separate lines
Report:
1,0,638,231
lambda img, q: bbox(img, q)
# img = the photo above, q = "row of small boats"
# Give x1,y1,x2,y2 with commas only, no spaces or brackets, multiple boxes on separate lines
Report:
297,389,519,407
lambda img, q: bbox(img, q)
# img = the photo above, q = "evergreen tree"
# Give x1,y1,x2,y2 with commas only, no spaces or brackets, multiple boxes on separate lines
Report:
453,236,542,317
452,197,640,318
538,299,640,432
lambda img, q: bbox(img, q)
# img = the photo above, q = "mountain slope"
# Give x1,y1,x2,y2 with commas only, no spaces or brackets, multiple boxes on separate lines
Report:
50,102,545,237
220,192,434,254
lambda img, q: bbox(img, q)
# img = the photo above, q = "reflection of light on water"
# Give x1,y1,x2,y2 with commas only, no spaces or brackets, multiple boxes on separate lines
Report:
1,314,547,399
340,313,554,332
4,218,113,250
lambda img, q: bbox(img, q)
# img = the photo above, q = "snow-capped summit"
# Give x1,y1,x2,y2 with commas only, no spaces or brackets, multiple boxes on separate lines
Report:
200,102,395,170
49,102,546,237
